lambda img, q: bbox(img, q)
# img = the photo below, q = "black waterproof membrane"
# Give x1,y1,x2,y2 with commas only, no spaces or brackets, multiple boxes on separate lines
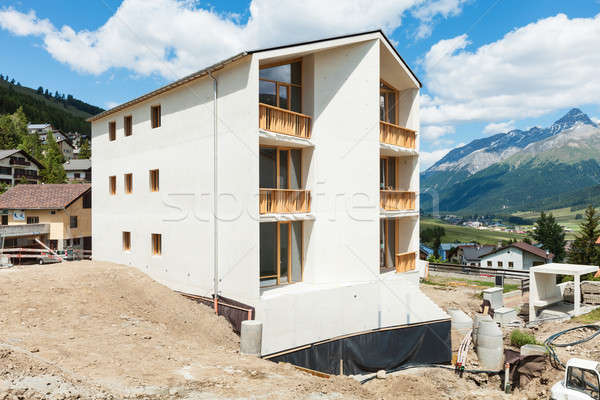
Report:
266,319,451,375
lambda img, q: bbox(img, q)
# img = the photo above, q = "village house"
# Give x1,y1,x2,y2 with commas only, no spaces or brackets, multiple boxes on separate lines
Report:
0,184,91,251
0,149,43,186
63,159,91,182
27,124,76,160
88,31,449,373
450,244,496,266
480,241,553,270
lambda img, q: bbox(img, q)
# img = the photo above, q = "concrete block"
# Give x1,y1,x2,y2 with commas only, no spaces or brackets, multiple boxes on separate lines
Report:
493,307,519,326
483,287,504,310
520,344,547,357
240,320,262,356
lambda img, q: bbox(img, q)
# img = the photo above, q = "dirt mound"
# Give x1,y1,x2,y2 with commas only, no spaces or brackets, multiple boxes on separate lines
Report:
0,261,371,399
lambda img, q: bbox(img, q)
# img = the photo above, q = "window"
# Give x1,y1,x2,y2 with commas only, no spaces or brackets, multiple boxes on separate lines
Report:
380,81,398,125
151,105,161,128
82,192,91,209
123,231,131,251
1,215,7,225
73,237,81,246
70,216,78,228
124,173,133,194
27,216,39,224
508,261,514,268
149,169,159,192
50,210,56,215
74,172,80,179
109,176,116,195
498,261,503,267
567,366,600,399
259,61,302,113
65,239,71,247
124,115,132,136
487,261,492,267
151,233,161,255
259,147,301,189
0,166,11,175
260,221,302,287
108,121,116,141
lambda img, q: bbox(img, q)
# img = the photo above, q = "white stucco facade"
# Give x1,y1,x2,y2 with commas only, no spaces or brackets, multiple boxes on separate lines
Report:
481,246,549,270
91,32,447,356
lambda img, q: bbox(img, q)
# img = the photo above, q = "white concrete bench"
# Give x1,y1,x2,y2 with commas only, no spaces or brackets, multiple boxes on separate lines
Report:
534,296,563,308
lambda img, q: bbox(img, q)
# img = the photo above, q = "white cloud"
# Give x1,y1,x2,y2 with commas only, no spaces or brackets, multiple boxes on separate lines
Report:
412,0,467,39
422,13,600,125
592,117,600,125
420,147,452,170
483,120,515,134
0,0,465,80
421,124,455,140
104,101,120,109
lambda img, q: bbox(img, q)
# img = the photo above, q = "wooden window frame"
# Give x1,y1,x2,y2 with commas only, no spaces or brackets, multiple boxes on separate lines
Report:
380,219,399,271
259,145,302,190
108,121,116,141
26,216,39,224
109,175,116,195
380,156,398,190
149,169,159,192
380,79,399,125
124,173,133,194
259,59,302,113
260,221,303,287
151,233,162,256
498,261,503,267
151,105,161,129
122,231,131,251
124,115,133,136
70,216,78,228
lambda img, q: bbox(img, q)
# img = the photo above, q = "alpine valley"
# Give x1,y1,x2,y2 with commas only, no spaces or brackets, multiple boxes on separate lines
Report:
420,108,600,214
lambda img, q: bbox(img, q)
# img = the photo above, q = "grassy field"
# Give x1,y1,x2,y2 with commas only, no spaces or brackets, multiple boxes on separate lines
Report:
422,275,519,293
512,206,595,239
420,217,525,245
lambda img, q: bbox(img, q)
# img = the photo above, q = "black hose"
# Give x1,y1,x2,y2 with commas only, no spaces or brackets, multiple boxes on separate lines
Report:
544,324,600,369
359,363,500,384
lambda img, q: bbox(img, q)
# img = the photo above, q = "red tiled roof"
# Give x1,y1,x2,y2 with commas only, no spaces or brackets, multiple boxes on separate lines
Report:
482,241,553,260
0,184,90,209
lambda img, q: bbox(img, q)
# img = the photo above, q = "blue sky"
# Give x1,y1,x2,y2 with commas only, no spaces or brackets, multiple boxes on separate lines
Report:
0,0,599,168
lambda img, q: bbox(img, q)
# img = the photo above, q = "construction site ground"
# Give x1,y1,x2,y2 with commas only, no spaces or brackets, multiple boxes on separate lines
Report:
0,261,598,399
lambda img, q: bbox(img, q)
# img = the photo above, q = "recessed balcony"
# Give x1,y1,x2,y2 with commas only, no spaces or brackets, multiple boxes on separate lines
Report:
379,122,416,149
259,103,311,139
380,190,416,211
259,189,311,214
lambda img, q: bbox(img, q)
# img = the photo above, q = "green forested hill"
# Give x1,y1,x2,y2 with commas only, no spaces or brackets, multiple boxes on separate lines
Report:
0,76,103,136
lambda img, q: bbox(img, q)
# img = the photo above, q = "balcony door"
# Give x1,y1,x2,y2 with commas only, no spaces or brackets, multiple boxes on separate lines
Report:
380,219,396,271
380,80,398,125
259,60,302,113
260,221,303,287
380,157,396,190
259,147,301,190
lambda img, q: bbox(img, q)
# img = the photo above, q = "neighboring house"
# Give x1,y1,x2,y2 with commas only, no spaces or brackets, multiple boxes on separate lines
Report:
63,159,91,182
438,243,474,260
27,123,53,134
452,244,496,266
480,242,553,270
0,149,43,186
89,31,449,369
55,134,76,161
420,244,433,260
0,184,91,251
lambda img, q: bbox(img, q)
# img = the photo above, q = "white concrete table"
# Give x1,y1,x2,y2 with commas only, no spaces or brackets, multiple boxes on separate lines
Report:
529,263,599,321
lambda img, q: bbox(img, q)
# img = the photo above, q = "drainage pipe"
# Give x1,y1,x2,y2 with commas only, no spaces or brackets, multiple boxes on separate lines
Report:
208,71,219,313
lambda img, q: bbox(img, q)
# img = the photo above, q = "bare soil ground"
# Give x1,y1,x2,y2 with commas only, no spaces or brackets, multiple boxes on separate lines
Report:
1,261,598,399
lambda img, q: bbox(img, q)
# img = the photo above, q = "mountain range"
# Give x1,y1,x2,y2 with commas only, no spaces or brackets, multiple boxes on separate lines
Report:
421,108,600,214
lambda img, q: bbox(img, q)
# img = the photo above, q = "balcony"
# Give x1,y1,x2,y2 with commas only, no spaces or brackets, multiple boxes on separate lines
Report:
14,169,39,180
380,190,416,211
259,189,311,214
380,121,416,149
395,251,416,273
10,157,31,166
259,103,311,139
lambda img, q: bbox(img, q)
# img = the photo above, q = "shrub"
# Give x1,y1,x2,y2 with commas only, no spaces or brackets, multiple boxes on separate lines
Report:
510,329,539,347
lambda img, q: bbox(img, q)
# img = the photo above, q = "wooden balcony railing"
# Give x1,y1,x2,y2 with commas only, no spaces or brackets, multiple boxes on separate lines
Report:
259,189,311,214
380,190,416,211
259,103,311,139
396,251,416,273
380,121,416,149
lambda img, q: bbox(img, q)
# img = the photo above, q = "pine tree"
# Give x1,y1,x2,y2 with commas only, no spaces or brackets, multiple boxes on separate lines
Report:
78,139,91,159
0,107,26,149
40,132,66,183
532,211,566,262
568,205,600,265
19,130,43,161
